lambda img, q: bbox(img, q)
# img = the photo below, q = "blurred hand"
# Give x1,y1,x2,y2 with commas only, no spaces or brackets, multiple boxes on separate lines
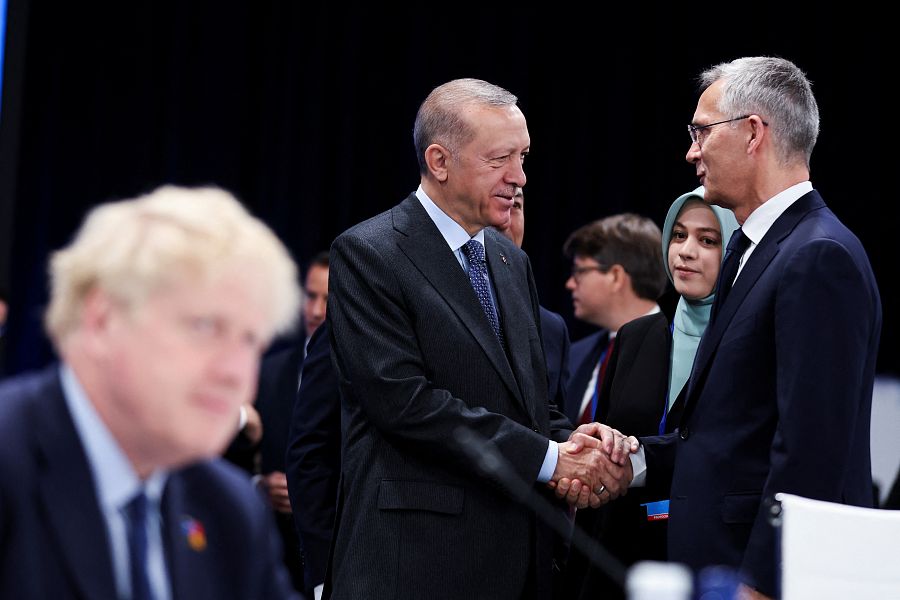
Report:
737,584,772,600
259,471,292,514
242,403,263,444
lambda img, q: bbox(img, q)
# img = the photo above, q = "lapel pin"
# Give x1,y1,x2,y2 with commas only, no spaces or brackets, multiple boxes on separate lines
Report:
499,252,508,265
180,516,207,551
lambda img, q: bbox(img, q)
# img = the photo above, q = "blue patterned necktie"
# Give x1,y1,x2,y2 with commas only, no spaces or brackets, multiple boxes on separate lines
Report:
123,491,153,600
462,240,505,345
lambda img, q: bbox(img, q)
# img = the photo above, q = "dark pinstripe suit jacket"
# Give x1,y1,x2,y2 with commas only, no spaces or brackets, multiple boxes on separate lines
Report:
643,191,881,596
326,193,572,599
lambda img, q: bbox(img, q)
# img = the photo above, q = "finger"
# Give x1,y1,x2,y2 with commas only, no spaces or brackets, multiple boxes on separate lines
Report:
575,485,591,510
554,477,572,499
574,422,601,437
566,479,584,504
568,432,601,453
612,437,632,466
595,425,616,455
603,468,629,500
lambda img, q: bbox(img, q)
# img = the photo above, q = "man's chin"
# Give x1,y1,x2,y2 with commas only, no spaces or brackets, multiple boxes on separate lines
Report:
493,213,512,230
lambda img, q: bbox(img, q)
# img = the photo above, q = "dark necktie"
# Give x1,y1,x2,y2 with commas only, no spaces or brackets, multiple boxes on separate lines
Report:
462,239,504,345
124,491,153,600
578,337,615,425
710,228,751,323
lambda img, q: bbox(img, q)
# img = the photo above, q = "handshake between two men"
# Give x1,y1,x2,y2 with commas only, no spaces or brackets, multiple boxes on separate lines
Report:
548,423,639,509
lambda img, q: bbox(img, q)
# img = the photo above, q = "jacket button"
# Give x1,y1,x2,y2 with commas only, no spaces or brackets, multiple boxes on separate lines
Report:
679,426,691,440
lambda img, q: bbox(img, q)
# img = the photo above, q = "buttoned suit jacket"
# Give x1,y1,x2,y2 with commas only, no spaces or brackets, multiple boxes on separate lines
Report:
326,194,572,599
285,320,341,594
642,190,881,596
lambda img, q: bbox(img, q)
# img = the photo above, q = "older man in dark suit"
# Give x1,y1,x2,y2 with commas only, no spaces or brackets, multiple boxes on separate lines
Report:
326,78,631,600
0,186,302,599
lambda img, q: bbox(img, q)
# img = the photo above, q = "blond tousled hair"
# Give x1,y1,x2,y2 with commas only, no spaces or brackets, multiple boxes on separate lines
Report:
45,185,300,344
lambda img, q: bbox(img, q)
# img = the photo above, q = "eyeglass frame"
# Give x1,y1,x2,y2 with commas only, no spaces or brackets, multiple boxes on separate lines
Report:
687,115,768,146
569,263,612,283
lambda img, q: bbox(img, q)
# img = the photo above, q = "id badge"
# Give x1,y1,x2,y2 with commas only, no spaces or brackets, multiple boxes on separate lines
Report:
641,499,670,521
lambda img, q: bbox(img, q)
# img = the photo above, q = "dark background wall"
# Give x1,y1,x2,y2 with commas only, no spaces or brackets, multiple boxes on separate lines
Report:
1,3,895,374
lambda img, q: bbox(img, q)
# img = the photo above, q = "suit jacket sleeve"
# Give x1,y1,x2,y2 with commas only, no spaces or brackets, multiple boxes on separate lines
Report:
741,237,880,587
328,231,552,486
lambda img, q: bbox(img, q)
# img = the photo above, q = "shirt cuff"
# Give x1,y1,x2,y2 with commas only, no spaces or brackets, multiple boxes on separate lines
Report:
314,583,324,600
536,440,559,483
629,445,647,487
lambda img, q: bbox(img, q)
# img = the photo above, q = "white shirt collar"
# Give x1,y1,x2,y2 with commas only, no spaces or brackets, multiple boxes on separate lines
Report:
416,185,486,251
741,181,813,245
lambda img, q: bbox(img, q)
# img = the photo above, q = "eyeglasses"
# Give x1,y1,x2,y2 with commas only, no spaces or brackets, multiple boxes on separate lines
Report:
687,115,767,146
570,264,610,283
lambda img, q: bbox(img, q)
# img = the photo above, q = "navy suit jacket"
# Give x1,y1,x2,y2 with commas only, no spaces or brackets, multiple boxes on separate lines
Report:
256,343,306,474
326,194,571,599
0,368,300,600
642,191,882,596
565,330,610,424
540,306,571,422
285,320,341,593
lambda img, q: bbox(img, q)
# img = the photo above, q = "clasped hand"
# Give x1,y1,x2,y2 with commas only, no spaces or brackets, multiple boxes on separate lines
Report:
547,422,638,509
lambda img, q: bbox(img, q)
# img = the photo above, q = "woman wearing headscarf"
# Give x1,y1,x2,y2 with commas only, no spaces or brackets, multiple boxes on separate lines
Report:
562,187,739,600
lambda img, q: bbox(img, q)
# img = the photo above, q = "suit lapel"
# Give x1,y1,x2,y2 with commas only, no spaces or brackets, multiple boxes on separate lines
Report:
485,231,539,419
684,191,826,411
36,372,118,600
162,474,209,600
393,196,523,404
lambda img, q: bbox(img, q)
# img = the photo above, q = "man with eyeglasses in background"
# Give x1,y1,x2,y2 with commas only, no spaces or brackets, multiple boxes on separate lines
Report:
562,215,667,428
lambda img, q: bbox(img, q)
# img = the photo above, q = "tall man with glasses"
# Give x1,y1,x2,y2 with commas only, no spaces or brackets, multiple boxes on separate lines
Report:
609,57,881,599
562,214,667,427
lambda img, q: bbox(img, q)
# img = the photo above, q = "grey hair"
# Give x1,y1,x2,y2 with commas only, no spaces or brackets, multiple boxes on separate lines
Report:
413,78,518,174
700,57,819,168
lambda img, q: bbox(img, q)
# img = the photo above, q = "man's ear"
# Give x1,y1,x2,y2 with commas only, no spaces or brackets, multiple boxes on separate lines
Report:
79,287,117,356
608,264,628,292
746,114,767,156
424,144,451,182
